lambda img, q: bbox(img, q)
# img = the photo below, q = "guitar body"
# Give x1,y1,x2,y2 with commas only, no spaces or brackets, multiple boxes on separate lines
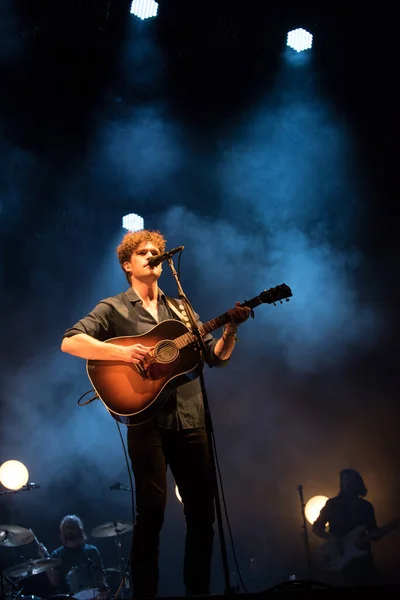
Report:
85,284,293,425
87,320,201,425
319,526,370,572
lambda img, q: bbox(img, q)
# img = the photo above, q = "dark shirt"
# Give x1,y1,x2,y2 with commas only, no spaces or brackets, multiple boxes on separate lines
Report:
313,495,380,584
63,288,228,429
50,543,103,593
313,495,378,539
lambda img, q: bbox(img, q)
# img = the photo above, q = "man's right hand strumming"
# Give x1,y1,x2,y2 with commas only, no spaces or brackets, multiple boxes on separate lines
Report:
120,343,154,363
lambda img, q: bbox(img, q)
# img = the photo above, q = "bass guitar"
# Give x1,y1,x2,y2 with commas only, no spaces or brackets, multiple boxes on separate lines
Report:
87,284,292,425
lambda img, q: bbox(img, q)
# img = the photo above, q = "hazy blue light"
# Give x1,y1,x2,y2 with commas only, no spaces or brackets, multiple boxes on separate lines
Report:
130,0,158,20
287,28,313,53
122,213,144,231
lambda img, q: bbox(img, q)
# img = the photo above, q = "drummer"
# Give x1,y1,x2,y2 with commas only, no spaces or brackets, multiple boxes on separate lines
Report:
38,514,107,596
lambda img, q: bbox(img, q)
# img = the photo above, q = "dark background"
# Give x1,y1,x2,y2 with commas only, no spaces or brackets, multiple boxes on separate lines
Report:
1,0,399,596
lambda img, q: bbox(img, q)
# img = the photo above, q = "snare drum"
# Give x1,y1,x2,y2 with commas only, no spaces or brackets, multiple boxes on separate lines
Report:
66,563,107,600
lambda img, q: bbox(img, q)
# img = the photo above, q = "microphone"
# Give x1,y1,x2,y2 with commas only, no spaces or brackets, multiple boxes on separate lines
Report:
109,482,131,492
147,246,184,268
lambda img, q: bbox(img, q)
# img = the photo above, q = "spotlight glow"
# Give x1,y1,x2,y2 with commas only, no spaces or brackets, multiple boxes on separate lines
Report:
130,0,158,20
287,28,313,53
305,495,328,524
175,484,182,504
0,460,29,490
122,213,144,232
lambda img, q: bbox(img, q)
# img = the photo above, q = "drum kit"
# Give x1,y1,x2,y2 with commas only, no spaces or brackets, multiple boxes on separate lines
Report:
0,521,133,600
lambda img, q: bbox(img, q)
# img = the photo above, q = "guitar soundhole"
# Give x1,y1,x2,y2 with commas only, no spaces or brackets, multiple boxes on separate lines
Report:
154,340,179,364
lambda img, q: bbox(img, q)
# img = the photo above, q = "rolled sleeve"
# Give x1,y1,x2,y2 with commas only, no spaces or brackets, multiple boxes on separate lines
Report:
202,333,229,368
63,301,115,342
194,312,229,369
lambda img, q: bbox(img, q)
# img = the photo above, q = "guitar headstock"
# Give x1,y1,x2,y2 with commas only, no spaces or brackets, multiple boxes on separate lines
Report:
258,284,292,305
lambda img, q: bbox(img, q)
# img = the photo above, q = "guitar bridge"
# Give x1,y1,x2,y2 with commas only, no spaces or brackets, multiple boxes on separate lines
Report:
134,362,148,379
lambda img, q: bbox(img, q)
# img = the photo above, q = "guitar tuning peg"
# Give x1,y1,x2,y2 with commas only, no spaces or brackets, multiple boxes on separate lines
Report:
286,298,290,302
273,302,276,306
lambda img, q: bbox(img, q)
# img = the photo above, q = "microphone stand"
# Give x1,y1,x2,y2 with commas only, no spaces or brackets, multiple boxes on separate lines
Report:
297,485,312,580
166,257,235,595
0,483,40,496
113,527,130,597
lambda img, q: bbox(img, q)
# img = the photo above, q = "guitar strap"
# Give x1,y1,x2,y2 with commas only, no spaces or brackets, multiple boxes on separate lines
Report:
164,295,193,331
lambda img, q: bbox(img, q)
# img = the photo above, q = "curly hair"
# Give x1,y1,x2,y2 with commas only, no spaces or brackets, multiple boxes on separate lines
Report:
116,229,167,284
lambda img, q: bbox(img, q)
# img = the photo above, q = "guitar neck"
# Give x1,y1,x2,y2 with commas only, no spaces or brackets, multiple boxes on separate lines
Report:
174,295,264,350
368,519,399,541
200,295,265,336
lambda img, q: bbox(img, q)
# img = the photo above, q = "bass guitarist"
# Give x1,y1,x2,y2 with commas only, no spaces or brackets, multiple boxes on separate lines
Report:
312,468,399,586
61,229,250,599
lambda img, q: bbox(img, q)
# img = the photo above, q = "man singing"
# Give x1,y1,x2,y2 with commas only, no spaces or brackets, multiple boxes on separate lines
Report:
61,229,250,598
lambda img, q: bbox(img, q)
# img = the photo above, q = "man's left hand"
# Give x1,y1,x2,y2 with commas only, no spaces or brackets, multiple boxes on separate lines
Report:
226,302,251,329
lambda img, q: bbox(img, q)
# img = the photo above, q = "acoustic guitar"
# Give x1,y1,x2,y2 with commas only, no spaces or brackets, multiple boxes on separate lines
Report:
87,284,292,425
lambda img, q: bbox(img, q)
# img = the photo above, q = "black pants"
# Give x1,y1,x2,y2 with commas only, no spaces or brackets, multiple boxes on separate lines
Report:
127,423,215,598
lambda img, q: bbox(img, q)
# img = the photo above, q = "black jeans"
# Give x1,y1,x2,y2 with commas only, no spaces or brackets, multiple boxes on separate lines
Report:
127,423,215,598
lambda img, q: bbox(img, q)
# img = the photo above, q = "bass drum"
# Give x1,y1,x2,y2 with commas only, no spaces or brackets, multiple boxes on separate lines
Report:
66,563,107,600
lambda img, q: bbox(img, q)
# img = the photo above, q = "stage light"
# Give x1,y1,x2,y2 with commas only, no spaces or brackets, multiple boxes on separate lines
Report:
305,495,328,524
287,28,313,53
0,460,29,490
122,213,144,232
175,484,182,504
130,0,158,20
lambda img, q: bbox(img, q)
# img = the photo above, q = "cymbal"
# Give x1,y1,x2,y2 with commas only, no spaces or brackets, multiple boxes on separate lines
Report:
4,558,61,579
91,521,133,538
0,525,35,547
105,567,121,573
